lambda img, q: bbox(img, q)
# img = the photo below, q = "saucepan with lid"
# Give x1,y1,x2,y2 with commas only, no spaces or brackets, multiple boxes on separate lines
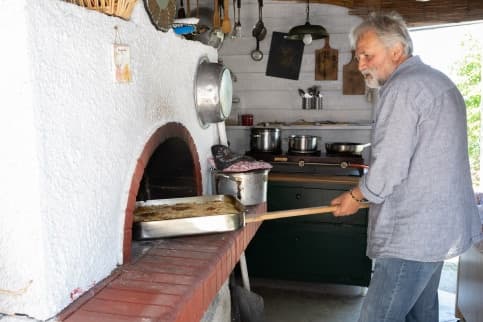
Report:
211,169,269,206
288,135,319,153
250,127,281,152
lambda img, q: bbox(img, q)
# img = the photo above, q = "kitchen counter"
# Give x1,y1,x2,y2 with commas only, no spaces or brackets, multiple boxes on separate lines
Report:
269,173,361,186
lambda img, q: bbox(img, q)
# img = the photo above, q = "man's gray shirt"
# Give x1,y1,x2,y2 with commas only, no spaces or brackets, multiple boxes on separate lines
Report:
360,56,482,262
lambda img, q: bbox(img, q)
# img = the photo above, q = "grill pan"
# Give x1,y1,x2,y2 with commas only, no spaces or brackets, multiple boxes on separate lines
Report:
133,195,368,239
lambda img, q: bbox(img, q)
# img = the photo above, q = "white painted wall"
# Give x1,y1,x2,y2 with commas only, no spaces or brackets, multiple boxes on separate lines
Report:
215,0,372,124
0,0,221,319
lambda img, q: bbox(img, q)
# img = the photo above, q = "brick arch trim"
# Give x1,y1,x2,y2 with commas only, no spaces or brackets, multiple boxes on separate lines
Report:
122,122,202,263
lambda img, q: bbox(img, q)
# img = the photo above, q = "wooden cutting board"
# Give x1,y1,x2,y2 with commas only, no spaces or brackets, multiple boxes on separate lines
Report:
342,50,366,95
315,37,338,80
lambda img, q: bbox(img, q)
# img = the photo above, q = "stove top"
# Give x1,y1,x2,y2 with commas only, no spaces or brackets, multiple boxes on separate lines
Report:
246,151,368,176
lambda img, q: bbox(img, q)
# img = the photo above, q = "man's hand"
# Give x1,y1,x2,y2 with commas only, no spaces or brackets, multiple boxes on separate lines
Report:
330,187,366,216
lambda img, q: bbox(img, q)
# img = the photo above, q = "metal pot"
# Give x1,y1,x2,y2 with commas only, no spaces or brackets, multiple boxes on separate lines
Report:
250,128,281,152
288,135,319,153
211,169,269,206
194,58,233,128
325,142,371,155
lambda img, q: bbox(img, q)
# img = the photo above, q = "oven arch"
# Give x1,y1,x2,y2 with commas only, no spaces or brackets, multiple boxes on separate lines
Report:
122,122,202,262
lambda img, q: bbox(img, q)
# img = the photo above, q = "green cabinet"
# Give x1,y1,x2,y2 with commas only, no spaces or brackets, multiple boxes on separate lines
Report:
246,177,372,286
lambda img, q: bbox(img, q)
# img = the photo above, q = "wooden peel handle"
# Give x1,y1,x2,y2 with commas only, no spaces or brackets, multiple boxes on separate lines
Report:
245,203,369,223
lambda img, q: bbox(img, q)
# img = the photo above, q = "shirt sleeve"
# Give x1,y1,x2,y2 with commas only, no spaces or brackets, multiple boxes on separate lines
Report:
360,86,420,204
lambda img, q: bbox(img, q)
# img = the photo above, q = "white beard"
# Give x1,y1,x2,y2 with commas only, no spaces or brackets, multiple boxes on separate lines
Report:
361,70,382,89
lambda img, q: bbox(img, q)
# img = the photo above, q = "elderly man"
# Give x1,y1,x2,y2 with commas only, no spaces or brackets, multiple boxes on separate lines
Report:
330,12,482,322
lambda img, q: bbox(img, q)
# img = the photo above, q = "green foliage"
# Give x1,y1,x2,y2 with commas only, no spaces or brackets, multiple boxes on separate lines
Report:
451,34,481,188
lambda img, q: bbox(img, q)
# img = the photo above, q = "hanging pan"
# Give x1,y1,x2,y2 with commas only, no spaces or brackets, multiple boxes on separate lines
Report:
133,195,368,239
194,57,233,128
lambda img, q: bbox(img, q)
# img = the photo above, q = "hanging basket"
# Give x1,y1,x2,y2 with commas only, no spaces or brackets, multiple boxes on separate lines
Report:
65,0,139,20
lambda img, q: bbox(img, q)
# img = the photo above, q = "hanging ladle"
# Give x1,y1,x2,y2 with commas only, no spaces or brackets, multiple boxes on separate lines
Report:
251,38,263,61
252,0,266,41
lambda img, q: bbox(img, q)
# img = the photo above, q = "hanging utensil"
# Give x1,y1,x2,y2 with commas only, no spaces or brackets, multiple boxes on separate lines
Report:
230,0,237,37
235,0,242,37
221,0,231,33
251,38,263,61
252,0,266,41
213,0,221,28
177,0,186,18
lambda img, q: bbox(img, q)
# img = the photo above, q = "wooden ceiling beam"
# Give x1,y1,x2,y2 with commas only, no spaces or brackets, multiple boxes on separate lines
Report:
275,0,483,26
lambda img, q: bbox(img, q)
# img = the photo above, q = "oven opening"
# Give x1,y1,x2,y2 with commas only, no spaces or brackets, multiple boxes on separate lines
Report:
136,137,198,201
124,122,202,263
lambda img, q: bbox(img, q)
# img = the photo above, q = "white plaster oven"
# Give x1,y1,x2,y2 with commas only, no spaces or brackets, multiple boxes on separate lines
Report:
0,0,224,319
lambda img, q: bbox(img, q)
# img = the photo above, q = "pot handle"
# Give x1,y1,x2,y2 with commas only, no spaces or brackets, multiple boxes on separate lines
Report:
214,173,243,200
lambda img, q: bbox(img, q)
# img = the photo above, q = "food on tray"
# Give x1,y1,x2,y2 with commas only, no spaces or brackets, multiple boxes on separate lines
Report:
134,200,239,222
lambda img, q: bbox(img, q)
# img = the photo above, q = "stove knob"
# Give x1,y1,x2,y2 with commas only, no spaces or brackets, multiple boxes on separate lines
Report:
298,160,305,167
340,161,348,168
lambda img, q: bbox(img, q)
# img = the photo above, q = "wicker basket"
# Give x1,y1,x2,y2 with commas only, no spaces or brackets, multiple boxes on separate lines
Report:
66,0,138,20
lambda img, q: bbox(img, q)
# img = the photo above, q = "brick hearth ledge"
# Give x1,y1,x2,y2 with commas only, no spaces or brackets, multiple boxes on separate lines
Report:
56,203,265,322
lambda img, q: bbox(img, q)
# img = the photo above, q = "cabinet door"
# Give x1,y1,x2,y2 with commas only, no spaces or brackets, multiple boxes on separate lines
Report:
456,245,483,321
267,184,367,226
246,221,372,286
246,180,372,286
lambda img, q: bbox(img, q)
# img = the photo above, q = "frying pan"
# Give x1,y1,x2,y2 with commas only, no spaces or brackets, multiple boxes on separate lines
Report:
133,195,369,239
325,142,371,155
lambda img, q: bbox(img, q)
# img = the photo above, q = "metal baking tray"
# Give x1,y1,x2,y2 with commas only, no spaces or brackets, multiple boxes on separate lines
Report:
132,194,368,240
132,195,245,240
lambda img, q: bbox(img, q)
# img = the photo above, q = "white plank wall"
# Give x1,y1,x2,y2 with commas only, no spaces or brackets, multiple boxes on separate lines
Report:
193,0,374,124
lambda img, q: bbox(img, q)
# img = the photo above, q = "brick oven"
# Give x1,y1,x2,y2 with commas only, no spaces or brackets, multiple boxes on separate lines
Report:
0,1,261,321
55,122,263,322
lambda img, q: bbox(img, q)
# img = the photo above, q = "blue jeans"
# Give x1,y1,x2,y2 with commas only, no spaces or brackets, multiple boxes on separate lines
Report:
359,258,444,322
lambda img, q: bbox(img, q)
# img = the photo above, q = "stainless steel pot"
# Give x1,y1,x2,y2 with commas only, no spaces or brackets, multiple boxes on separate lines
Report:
195,58,233,128
250,128,281,152
325,142,371,155
288,135,319,153
212,169,269,206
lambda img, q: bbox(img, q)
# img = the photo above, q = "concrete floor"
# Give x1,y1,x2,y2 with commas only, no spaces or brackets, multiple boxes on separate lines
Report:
251,258,460,322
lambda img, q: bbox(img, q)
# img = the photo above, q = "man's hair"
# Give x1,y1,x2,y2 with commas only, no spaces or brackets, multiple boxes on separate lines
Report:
349,11,413,56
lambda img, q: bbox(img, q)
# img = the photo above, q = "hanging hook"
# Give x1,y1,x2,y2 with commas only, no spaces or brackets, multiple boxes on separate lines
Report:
305,0,310,23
